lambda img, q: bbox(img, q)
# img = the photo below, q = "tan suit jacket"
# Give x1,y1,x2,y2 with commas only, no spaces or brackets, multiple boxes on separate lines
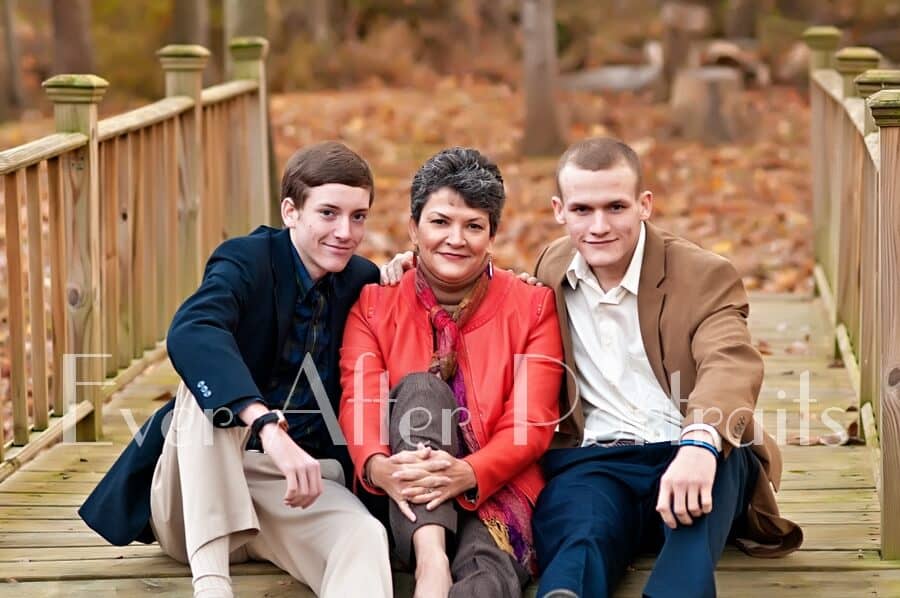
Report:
534,222,802,557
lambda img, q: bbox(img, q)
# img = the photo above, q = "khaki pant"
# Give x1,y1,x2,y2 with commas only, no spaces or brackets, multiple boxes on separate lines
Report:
150,382,392,598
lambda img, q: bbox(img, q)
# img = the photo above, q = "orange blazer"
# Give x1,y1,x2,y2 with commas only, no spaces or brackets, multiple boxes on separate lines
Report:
339,269,564,510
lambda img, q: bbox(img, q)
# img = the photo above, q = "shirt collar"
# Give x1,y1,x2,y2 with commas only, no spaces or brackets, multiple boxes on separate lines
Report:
291,245,332,300
565,222,646,297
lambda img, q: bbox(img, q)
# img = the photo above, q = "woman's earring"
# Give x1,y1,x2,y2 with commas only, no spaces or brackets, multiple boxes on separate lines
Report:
487,254,494,279
412,245,419,268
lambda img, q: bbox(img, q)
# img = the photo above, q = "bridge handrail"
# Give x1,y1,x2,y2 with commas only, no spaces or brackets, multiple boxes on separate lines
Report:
804,26,900,559
98,96,195,141
200,80,260,106
0,133,88,175
0,38,271,483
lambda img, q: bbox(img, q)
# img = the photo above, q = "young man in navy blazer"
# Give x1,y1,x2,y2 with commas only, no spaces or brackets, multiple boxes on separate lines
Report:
79,141,392,598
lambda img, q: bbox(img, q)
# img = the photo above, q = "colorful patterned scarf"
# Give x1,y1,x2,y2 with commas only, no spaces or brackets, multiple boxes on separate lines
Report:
414,266,538,575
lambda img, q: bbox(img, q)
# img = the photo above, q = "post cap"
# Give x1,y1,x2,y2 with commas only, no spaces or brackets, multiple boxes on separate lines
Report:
869,89,900,127
802,26,842,51
834,47,882,76
157,45,211,71
855,69,900,99
42,74,109,104
229,37,269,61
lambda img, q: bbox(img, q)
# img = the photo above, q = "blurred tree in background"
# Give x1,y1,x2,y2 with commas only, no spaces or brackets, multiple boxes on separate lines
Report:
0,0,899,120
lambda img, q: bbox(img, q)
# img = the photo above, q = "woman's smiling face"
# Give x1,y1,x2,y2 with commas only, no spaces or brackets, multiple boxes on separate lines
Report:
409,187,494,285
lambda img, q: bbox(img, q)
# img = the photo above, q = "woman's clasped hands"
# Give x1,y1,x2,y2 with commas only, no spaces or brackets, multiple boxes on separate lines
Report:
366,443,477,521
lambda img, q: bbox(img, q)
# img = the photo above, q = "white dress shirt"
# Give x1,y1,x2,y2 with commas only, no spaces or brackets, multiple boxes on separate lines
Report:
564,223,720,448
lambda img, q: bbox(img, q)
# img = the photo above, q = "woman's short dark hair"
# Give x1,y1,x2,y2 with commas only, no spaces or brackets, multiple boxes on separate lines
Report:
410,147,505,236
281,141,374,207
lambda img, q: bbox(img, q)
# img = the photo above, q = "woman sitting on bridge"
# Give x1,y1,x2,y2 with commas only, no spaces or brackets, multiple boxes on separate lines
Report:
339,147,564,598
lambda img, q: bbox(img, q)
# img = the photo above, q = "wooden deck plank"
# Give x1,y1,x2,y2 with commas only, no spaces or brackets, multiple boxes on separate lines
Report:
0,532,110,548
0,574,312,597
615,570,900,596
5,567,900,598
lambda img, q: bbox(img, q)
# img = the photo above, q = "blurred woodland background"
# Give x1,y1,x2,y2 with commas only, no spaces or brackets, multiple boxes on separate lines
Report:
2,0,899,293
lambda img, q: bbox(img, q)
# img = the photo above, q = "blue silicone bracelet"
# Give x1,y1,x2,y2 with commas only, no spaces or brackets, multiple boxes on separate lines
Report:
678,438,720,459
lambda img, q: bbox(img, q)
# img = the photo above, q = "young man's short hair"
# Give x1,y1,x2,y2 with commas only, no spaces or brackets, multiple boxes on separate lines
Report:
281,141,374,207
555,137,643,197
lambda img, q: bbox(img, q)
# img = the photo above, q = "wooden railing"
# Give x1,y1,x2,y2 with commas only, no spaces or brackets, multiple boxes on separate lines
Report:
803,26,900,559
0,38,271,478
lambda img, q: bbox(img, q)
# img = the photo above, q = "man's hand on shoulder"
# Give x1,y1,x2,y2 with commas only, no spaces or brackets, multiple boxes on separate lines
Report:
656,430,718,529
512,270,544,287
379,251,414,286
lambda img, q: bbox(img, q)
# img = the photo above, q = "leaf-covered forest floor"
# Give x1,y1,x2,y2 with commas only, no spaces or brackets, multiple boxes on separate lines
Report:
271,80,814,294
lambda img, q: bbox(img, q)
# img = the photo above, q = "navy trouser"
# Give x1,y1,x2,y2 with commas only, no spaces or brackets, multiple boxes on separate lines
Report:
532,442,759,598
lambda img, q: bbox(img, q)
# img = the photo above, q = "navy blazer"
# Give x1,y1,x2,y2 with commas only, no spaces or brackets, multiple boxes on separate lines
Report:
78,226,379,546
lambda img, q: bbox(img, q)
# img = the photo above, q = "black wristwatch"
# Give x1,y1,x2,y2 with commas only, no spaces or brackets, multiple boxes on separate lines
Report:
248,410,288,452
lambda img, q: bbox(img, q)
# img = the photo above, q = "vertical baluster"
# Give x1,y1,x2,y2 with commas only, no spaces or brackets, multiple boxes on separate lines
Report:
145,125,158,350
4,172,28,445
163,117,179,331
117,134,135,367
101,139,119,377
24,165,49,430
46,156,69,417
133,128,148,357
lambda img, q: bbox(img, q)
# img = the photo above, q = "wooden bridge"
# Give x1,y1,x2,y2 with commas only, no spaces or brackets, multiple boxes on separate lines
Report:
1,29,900,596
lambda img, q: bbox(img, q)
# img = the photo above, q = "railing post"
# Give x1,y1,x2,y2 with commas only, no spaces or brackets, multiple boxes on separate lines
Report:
856,70,900,135
802,26,841,72
803,26,842,318
830,46,881,361
855,70,900,435
41,74,109,441
229,36,271,228
835,47,882,99
870,88,900,560
157,45,209,305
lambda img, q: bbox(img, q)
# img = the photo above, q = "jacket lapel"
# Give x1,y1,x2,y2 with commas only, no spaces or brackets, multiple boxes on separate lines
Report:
637,223,669,396
537,238,584,442
271,228,299,357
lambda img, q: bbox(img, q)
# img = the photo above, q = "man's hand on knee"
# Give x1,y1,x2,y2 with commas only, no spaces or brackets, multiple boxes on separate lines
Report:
655,444,717,529
260,426,322,509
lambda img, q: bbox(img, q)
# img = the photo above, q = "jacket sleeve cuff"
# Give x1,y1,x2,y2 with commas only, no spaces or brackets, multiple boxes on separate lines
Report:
229,396,266,425
358,451,390,495
681,423,722,452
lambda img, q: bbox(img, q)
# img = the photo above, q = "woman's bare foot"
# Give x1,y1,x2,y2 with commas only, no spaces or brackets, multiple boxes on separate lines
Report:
413,551,452,598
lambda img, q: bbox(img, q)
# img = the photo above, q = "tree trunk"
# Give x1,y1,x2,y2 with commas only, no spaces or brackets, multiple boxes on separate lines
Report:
775,0,830,21
521,0,566,157
172,0,209,45
657,1,712,101
1,0,23,120
51,0,95,75
724,0,759,39
223,0,277,223
172,0,213,84
309,0,330,45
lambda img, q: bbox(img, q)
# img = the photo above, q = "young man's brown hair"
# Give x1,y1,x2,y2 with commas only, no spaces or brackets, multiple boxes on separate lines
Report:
281,140,375,206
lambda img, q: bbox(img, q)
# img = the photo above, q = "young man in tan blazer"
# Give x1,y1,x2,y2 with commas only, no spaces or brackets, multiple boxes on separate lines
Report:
530,137,802,598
